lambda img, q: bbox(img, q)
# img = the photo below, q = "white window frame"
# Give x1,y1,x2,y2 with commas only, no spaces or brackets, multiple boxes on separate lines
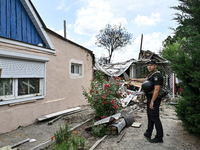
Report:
0,49,49,106
0,78,14,100
69,59,84,79
71,63,82,75
0,78,43,101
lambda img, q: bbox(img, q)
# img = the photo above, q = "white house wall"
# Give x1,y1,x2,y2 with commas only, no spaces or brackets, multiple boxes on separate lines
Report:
0,31,93,133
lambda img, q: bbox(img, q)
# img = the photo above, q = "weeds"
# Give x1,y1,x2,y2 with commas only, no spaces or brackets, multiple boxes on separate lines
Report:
51,123,86,150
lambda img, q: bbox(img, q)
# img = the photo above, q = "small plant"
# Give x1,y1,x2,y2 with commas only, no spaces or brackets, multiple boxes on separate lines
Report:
52,123,86,150
52,142,71,150
54,123,71,145
79,137,86,148
92,124,107,137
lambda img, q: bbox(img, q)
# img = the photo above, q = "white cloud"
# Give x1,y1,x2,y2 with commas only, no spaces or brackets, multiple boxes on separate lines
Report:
74,0,129,36
56,0,65,10
141,32,163,52
83,32,164,63
110,17,127,26
134,12,161,27
74,0,113,35
82,36,96,48
111,32,163,62
68,24,72,28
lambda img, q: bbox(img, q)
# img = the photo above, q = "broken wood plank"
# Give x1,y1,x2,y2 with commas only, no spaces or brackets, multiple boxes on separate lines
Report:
48,115,64,125
117,132,126,143
29,139,51,150
89,135,107,150
48,108,86,125
11,138,30,148
124,81,142,87
37,107,81,121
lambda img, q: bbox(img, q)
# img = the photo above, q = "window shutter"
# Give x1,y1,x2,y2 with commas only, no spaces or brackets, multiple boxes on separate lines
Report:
0,57,46,78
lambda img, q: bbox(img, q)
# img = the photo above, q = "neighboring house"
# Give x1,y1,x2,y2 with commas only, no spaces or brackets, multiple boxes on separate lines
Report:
95,50,174,97
0,0,94,133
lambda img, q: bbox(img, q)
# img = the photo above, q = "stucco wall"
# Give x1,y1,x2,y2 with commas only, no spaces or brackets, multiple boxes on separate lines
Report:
0,31,93,133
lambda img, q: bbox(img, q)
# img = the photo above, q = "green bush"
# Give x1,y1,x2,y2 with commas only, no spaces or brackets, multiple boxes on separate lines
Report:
83,71,127,118
160,0,200,136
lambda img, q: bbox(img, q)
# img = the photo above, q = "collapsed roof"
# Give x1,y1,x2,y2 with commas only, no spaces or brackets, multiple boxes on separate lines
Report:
94,58,136,77
94,50,168,77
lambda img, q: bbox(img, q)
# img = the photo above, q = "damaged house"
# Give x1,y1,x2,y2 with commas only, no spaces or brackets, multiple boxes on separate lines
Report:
95,49,174,98
0,0,94,133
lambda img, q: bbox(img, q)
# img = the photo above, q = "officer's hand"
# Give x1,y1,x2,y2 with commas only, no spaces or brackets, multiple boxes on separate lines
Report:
150,102,154,110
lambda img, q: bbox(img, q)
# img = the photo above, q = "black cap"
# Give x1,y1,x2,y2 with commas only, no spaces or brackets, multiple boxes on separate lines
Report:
147,59,157,65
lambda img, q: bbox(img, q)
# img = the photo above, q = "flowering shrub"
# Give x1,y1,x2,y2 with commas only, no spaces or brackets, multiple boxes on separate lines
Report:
82,71,125,119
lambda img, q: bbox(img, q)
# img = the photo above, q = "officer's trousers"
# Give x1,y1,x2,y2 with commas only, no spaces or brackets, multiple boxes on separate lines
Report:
146,97,163,139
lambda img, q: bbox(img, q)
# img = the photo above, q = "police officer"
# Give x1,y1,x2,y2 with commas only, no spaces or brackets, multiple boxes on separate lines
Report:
130,59,163,143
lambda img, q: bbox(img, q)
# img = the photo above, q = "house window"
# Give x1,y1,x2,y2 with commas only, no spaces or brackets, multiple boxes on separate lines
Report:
18,78,40,96
71,64,82,75
0,78,42,101
0,79,13,96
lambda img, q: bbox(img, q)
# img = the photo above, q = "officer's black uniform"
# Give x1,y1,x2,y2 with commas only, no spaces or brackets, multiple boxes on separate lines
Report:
145,71,163,140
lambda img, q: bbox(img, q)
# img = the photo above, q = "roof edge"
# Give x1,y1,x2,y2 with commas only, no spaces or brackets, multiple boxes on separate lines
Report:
45,28,95,65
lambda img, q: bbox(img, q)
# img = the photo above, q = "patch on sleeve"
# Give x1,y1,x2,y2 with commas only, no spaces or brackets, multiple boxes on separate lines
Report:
154,76,158,81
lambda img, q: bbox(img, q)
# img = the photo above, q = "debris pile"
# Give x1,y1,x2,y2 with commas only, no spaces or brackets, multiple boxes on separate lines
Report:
120,81,147,112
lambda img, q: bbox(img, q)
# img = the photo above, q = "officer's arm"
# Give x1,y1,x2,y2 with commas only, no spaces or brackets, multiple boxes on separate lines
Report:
150,85,160,109
129,78,146,83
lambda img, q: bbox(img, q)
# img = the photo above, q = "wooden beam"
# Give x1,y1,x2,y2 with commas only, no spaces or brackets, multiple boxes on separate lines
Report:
37,107,81,121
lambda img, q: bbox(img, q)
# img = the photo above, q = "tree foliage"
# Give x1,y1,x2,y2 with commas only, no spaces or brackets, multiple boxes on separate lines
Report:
95,24,132,63
161,0,200,135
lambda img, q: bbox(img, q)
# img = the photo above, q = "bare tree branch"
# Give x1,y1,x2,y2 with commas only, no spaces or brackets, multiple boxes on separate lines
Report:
95,24,133,63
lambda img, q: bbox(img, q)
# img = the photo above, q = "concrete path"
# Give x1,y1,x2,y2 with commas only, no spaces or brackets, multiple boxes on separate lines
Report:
96,104,200,150
0,104,199,150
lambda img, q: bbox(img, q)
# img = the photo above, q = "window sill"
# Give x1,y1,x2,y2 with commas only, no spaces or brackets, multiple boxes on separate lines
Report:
0,96,45,106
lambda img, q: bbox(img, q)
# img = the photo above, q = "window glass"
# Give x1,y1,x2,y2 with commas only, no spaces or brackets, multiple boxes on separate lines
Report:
18,78,40,95
75,65,79,74
71,64,74,73
0,79,13,96
71,63,81,75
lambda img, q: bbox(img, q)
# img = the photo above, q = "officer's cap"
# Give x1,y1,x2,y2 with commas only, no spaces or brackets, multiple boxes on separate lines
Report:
147,59,157,65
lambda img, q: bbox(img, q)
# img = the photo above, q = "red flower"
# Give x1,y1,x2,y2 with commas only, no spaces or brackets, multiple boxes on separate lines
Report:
101,116,105,119
110,99,115,104
109,91,111,94
104,102,108,105
104,84,111,90
127,91,130,95
113,105,117,109
101,96,105,100
103,94,106,96
90,89,94,94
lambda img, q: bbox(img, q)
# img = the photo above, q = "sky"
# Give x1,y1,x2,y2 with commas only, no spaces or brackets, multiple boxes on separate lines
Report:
31,0,180,63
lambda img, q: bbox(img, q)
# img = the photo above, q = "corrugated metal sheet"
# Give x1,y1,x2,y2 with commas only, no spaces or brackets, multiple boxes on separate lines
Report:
95,58,136,77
